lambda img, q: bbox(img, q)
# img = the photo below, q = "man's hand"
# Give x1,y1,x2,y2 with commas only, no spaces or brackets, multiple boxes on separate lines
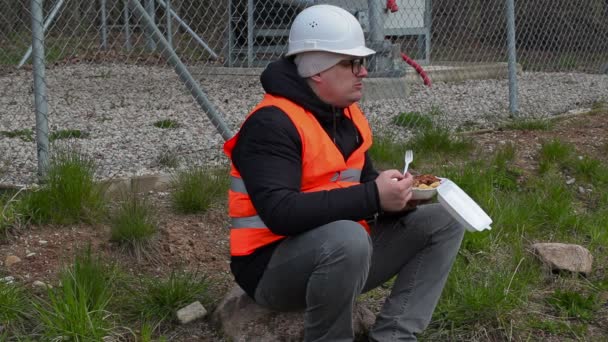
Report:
375,170,414,212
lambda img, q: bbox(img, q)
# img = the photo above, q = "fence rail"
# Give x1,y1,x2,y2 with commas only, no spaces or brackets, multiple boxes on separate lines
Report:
1,0,607,184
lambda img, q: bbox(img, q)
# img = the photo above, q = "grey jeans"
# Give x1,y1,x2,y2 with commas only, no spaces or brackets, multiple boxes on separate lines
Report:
254,203,465,341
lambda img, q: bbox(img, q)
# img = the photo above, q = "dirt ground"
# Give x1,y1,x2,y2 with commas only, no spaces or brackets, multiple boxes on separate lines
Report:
1,110,607,340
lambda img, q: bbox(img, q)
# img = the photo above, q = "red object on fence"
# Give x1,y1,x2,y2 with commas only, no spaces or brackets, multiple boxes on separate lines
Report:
386,0,399,13
401,53,432,88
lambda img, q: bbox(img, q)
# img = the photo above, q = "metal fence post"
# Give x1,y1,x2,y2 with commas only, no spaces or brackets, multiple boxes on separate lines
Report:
155,0,219,59
128,0,233,141
31,0,50,178
101,0,108,49
506,0,519,115
123,0,132,50
17,0,65,68
145,0,157,51
165,0,172,48
247,0,254,67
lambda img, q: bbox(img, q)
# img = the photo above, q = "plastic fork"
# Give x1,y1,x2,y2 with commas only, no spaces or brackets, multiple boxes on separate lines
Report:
403,150,413,174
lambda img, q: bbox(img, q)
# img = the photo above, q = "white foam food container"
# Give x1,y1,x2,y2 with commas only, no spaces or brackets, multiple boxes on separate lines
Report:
436,180,492,232
411,177,446,200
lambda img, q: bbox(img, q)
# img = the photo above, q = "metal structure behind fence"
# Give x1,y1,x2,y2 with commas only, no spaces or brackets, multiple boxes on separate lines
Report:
0,0,607,184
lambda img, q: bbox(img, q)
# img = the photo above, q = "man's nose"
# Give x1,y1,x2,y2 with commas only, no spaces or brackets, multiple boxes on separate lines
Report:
357,65,368,77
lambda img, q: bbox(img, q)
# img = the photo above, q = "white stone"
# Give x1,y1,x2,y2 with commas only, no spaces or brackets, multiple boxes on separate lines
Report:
1,276,15,283
32,280,50,290
176,301,208,325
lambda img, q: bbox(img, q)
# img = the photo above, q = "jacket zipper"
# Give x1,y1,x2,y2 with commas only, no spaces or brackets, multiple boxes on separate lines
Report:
332,107,337,145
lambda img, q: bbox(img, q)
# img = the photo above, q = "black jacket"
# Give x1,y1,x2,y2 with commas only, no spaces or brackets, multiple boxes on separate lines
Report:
230,57,381,298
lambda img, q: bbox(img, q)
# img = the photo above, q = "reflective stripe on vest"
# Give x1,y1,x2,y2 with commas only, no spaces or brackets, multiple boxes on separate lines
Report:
232,215,266,228
330,168,362,182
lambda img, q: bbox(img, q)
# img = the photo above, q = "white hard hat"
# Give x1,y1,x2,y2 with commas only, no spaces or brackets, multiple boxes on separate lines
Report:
286,4,375,57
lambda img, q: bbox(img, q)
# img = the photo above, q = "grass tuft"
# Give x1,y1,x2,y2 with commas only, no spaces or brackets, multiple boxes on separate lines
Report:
125,271,210,327
18,150,105,225
409,126,473,157
0,191,23,238
156,150,180,169
171,167,229,214
368,135,408,171
110,192,158,259
0,129,34,142
503,118,553,131
49,129,89,141
153,119,180,129
392,111,434,129
546,289,598,322
539,139,572,174
568,156,606,184
0,280,30,335
34,247,117,340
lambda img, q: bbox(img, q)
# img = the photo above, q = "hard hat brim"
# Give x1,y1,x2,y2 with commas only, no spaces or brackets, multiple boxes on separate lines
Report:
286,45,376,57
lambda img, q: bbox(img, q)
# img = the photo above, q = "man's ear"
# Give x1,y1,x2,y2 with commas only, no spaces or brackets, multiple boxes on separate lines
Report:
309,74,322,83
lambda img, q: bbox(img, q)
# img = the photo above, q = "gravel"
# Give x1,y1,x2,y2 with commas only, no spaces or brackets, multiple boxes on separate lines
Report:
1,63,607,186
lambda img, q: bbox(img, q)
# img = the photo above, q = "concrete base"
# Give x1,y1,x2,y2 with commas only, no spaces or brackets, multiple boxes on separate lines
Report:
194,62,520,103
101,174,172,199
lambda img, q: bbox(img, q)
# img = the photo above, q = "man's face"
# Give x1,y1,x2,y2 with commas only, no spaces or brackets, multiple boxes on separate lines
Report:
313,57,369,108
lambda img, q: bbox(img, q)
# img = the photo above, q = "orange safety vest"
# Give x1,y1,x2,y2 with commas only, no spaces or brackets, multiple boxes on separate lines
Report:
223,94,373,256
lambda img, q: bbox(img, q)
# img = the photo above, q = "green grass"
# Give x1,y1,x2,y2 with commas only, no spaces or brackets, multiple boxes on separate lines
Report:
503,118,553,131
0,191,22,237
408,126,473,157
18,150,105,225
124,271,210,327
568,156,608,184
110,193,158,259
1,129,34,142
539,139,572,174
170,167,229,214
153,119,180,129
368,135,408,170
156,150,180,169
49,129,89,141
34,248,117,340
373,130,608,340
0,281,30,335
392,111,434,129
546,289,598,322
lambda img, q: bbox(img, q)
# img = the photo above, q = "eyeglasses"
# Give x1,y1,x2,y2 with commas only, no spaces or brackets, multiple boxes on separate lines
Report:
338,58,367,75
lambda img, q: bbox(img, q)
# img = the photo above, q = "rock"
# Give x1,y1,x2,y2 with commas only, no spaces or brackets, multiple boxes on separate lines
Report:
176,301,208,325
32,280,50,290
532,243,593,275
39,240,48,245
1,276,15,284
5,255,21,267
26,253,36,258
565,178,575,185
213,285,375,342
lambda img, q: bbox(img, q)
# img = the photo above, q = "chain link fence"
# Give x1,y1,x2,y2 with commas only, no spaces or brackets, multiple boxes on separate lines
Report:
1,0,607,185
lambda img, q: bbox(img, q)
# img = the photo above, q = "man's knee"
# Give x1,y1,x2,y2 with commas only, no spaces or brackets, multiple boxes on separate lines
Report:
319,220,372,268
